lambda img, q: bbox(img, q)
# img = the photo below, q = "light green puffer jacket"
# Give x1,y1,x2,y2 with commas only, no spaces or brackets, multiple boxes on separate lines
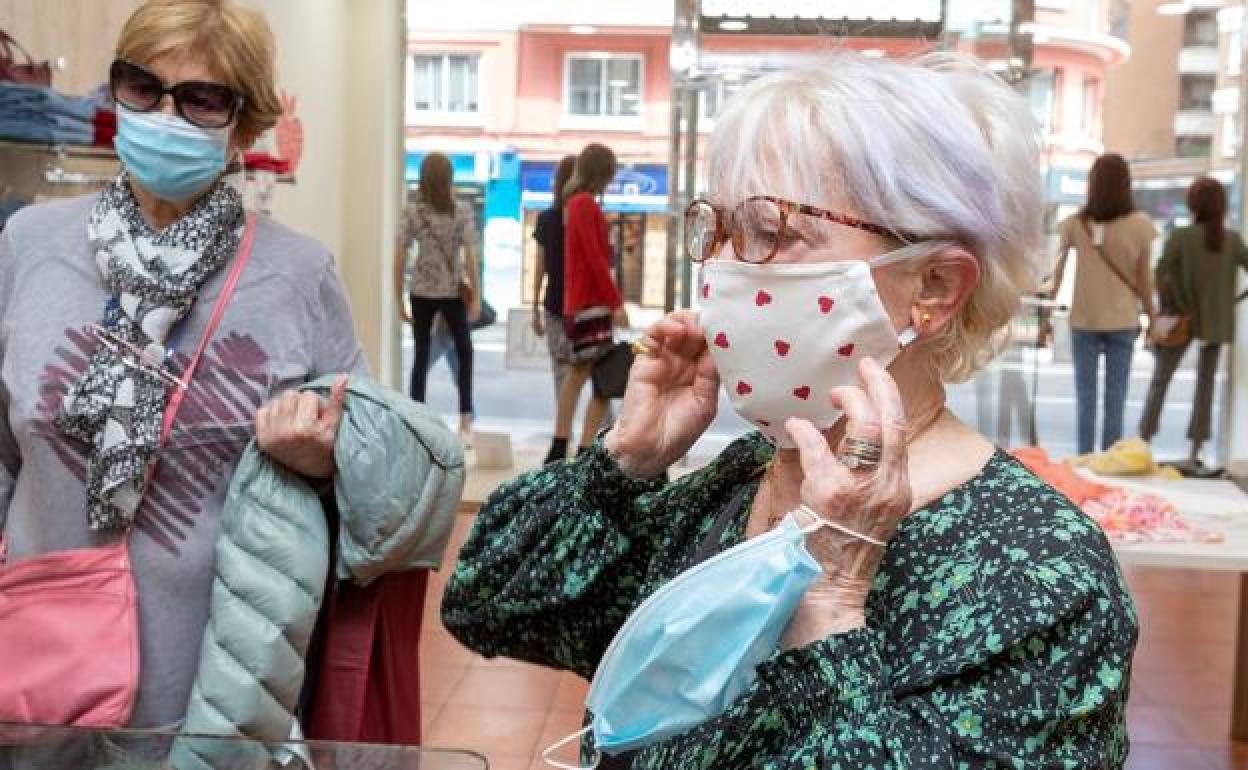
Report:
169,375,464,770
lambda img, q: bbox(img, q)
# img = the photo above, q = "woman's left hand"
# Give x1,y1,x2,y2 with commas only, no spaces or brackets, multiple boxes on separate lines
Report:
255,375,349,480
781,357,913,648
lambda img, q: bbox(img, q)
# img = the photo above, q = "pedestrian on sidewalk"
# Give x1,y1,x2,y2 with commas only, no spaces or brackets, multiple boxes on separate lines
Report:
531,154,578,400
395,152,480,446
543,144,628,465
1047,153,1157,455
1139,176,1248,469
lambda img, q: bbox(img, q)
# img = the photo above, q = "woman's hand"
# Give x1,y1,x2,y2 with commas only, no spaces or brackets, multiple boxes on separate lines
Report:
256,375,349,480
604,311,720,478
780,357,913,648
397,295,411,324
532,306,546,337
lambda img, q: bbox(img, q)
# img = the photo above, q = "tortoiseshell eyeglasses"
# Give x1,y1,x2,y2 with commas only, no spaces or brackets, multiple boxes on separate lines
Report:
684,195,925,264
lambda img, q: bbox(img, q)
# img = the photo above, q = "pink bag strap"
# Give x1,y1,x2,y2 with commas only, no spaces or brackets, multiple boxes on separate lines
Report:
158,213,256,445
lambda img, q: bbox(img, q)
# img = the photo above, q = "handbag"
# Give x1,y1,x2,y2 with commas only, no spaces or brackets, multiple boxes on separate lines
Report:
0,214,255,728
0,29,51,86
592,341,635,399
469,298,496,331
566,305,614,363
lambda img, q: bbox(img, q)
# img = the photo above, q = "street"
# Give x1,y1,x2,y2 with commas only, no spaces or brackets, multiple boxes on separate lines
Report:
408,315,1227,470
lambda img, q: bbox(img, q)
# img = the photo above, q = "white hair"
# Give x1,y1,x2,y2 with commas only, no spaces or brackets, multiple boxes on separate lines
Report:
706,51,1045,382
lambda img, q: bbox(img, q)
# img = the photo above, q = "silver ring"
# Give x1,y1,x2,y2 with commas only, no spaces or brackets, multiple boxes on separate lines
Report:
840,437,882,471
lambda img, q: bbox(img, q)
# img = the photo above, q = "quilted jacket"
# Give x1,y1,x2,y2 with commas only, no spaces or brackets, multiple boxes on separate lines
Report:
169,375,464,770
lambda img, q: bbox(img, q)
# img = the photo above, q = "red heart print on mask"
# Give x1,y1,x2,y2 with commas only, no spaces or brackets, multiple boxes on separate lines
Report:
736,381,753,396
714,332,730,348
818,296,834,314
793,386,811,400
702,283,710,299
774,340,791,356
838,343,855,357
755,290,772,307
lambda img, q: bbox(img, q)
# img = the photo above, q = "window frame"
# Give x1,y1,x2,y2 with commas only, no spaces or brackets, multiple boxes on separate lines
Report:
561,52,645,130
407,51,484,127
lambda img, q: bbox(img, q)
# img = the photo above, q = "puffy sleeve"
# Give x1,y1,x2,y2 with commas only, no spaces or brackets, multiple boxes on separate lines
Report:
441,442,671,678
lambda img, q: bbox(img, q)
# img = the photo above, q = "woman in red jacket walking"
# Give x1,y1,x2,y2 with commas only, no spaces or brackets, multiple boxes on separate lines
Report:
544,144,629,464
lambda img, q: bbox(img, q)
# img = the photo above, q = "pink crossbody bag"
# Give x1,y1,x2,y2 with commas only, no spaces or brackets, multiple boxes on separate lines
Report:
0,214,255,728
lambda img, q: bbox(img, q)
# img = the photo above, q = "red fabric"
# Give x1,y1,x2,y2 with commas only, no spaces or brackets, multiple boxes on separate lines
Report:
93,109,115,148
305,569,428,744
563,192,622,317
243,152,292,174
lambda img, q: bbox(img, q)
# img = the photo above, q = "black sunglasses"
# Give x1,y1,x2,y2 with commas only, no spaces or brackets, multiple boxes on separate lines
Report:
109,59,244,130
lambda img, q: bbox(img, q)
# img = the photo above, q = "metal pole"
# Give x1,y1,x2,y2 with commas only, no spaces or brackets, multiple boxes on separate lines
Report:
666,0,699,312
680,86,699,309
665,89,683,313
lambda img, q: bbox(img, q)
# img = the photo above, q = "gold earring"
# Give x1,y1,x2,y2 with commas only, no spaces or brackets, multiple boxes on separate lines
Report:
920,313,932,327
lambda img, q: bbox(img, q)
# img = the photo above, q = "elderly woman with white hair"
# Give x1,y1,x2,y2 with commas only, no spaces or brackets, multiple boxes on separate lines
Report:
444,52,1136,769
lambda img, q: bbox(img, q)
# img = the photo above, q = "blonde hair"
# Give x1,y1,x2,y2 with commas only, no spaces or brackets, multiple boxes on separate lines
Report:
116,0,282,144
707,52,1044,383
564,143,618,202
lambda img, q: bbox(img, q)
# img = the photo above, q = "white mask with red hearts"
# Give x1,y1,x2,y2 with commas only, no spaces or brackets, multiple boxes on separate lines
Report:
699,250,921,448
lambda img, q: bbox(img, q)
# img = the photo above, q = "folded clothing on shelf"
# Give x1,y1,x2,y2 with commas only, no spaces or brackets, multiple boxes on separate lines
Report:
1012,446,1224,545
0,82,104,146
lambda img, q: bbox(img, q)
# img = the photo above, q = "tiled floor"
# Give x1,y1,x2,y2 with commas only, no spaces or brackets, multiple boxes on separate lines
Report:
421,510,1248,769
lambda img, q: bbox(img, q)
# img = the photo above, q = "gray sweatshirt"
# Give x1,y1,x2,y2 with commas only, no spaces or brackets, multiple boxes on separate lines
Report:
0,194,366,727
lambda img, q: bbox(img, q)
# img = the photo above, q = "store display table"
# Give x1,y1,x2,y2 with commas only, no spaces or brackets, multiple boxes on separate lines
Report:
0,721,489,769
1092,474,1248,739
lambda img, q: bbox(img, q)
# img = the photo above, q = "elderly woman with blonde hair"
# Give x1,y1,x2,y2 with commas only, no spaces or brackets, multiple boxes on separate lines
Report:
0,0,363,732
444,52,1137,769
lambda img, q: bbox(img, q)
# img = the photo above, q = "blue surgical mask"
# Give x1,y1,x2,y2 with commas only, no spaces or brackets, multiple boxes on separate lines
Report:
115,105,229,202
543,510,827,769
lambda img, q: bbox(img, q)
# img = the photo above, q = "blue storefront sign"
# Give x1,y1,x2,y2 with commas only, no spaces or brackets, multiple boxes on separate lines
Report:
520,161,669,213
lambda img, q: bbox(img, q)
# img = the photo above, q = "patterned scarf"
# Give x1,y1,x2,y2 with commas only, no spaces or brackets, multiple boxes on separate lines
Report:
58,172,244,531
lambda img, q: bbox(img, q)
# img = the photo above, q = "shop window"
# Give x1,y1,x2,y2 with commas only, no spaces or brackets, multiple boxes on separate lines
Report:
1026,69,1057,135
1229,29,1243,77
411,53,480,114
1179,74,1216,110
1222,113,1239,159
566,54,642,118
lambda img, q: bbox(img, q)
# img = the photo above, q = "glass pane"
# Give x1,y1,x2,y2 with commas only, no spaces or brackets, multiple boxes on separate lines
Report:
1183,10,1218,47
412,55,442,111
1179,74,1216,110
568,58,602,115
605,58,641,116
447,54,479,112
1026,69,1056,134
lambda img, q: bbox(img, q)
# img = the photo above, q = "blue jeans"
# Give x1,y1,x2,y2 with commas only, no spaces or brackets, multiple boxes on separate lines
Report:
1071,328,1137,455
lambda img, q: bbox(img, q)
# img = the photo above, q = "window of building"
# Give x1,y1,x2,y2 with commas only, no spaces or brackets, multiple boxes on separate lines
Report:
1026,69,1057,135
1229,29,1243,77
1222,113,1240,159
1183,10,1218,47
566,54,643,118
411,53,480,114
1081,76,1100,134
1179,74,1216,110
700,78,745,123
1176,136,1213,158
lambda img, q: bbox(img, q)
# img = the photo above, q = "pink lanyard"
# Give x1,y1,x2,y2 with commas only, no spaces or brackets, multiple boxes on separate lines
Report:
158,213,256,444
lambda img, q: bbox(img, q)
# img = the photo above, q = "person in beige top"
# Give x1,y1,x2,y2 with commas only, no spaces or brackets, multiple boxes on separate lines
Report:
1048,153,1157,455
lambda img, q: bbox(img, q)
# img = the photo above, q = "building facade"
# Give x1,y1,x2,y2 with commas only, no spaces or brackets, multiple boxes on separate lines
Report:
407,0,1129,311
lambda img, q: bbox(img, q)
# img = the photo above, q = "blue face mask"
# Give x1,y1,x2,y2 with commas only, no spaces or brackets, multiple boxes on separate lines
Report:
115,106,230,203
543,510,829,769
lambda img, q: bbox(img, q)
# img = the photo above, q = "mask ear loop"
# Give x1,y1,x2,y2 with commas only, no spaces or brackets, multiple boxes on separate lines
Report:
793,505,886,547
542,726,601,770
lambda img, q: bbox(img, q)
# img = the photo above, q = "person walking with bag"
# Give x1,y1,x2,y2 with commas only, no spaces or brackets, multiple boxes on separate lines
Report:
395,151,480,446
543,144,628,465
1139,176,1248,469
1048,153,1157,455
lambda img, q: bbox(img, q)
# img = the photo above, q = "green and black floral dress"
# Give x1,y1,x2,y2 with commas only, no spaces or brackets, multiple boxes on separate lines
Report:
442,433,1138,769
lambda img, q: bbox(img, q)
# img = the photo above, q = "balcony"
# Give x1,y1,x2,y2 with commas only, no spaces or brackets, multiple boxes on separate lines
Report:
1178,45,1220,75
1175,108,1217,137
